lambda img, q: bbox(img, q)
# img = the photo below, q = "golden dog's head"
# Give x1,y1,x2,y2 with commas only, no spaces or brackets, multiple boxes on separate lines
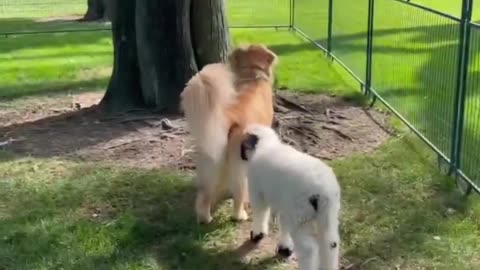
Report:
228,44,278,82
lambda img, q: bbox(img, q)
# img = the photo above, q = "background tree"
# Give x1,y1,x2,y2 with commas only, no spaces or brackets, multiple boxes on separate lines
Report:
100,0,230,113
82,0,107,21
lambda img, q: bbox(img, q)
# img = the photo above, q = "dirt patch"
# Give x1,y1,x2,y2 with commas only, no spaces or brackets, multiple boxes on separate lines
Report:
0,90,390,269
0,90,391,170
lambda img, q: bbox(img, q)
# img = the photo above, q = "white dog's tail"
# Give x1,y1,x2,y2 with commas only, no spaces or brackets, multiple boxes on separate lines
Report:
180,63,237,162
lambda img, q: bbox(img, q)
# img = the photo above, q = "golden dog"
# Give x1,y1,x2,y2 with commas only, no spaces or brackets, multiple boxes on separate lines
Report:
180,44,278,223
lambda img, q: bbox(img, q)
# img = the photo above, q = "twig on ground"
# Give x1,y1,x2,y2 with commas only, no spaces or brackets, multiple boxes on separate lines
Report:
327,119,341,125
326,108,350,120
159,133,177,140
281,136,297,146
275,95,314,114
0,140,11,147
160,118,174,130
290,125,322,141
103,139,140,150
119,115,161,123
50,108,71,113
360,257,380,268
322,125,353,141
0,137,25,147
180,148,195,157
342,263,356,270
274,103,289,113
312,153,333,160
325,108,332,119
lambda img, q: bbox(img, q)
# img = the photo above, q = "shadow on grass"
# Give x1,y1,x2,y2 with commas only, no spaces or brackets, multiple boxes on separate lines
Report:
335,138,476,269
0,77,109,101
0,18,112,100
0,137,476,270
0,18,111,52
0,165,279,270
0,17,109,35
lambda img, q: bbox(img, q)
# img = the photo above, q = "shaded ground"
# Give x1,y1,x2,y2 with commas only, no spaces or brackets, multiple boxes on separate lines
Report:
0,90,391,269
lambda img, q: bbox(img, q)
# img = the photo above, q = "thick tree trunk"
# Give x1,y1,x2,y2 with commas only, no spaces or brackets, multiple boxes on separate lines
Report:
100,0,143,111
191,0,230,69
101,0,230,113
135,0,198,111
82,0,105,21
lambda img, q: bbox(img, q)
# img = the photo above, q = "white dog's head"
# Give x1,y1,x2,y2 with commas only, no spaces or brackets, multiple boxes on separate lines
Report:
240,124,281,161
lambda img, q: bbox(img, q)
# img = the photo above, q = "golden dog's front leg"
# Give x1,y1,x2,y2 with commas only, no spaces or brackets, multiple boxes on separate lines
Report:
194,153,221,224
232,185,249,221
228,158,249,222
195,189,213,224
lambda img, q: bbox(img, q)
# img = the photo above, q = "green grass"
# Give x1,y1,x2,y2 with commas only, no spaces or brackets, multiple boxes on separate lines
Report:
1,138,479,270
1,1,480,269
0,28,353,100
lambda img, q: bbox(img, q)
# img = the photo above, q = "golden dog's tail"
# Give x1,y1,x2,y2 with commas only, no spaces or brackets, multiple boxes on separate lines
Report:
180,63,237,162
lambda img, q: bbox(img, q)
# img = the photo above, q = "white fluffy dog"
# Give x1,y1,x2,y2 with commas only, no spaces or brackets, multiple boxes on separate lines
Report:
240,124,341,270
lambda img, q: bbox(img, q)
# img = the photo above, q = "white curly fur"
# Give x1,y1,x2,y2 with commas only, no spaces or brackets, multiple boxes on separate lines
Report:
243,124,341,270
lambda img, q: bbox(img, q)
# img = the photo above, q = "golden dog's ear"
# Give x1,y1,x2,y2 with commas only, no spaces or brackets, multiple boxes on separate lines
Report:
247,44,278,66
227,44,247,67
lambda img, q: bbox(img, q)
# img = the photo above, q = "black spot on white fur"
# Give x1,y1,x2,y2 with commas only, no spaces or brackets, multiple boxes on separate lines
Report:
250,231,264,243
240,134,259,161
308,194,320,211
277,245,293,258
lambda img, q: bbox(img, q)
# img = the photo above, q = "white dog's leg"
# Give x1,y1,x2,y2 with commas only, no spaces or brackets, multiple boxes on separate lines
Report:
249,191,270,243
227,157,249,222
291,229,320,270
277,219,294,257
317,206,340,270
194,154,219,224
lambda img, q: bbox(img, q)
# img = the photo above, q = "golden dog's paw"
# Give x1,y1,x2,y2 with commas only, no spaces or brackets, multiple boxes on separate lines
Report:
232,209,249,222
197,214,213,224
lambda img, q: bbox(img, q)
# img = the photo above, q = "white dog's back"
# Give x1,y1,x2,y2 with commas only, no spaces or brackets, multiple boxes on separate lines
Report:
249,142,339,212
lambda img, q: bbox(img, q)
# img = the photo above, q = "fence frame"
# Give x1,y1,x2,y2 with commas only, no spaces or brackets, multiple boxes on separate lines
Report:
290,0,479,195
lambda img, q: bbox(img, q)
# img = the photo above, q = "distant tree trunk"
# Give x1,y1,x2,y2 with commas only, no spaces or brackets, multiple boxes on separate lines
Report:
101,0,230,113
82,0,105,21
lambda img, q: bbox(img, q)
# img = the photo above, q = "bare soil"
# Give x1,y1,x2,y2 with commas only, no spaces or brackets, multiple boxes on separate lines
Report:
0,90,391,269
0,90,392,170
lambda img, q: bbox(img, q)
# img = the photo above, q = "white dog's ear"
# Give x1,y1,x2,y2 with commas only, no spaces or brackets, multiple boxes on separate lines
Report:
240,133,259,161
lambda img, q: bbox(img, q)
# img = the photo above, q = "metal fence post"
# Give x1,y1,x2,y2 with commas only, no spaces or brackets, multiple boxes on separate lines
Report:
364,0,375,94
289,0,295,29
327,0,333,54
450,0,473,175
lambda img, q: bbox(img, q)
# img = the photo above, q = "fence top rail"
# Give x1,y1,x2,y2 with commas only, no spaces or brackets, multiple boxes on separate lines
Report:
392,0,462,22
0,27,111,37
471,21,480,28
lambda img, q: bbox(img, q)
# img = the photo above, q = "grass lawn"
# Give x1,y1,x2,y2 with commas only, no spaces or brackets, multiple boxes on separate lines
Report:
1,0,480,269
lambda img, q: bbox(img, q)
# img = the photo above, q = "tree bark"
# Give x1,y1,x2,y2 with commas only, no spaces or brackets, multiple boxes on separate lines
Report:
99,0,143,111
82,0,105,21
135,0,198,111
101,0,230,113
191,0,230,69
